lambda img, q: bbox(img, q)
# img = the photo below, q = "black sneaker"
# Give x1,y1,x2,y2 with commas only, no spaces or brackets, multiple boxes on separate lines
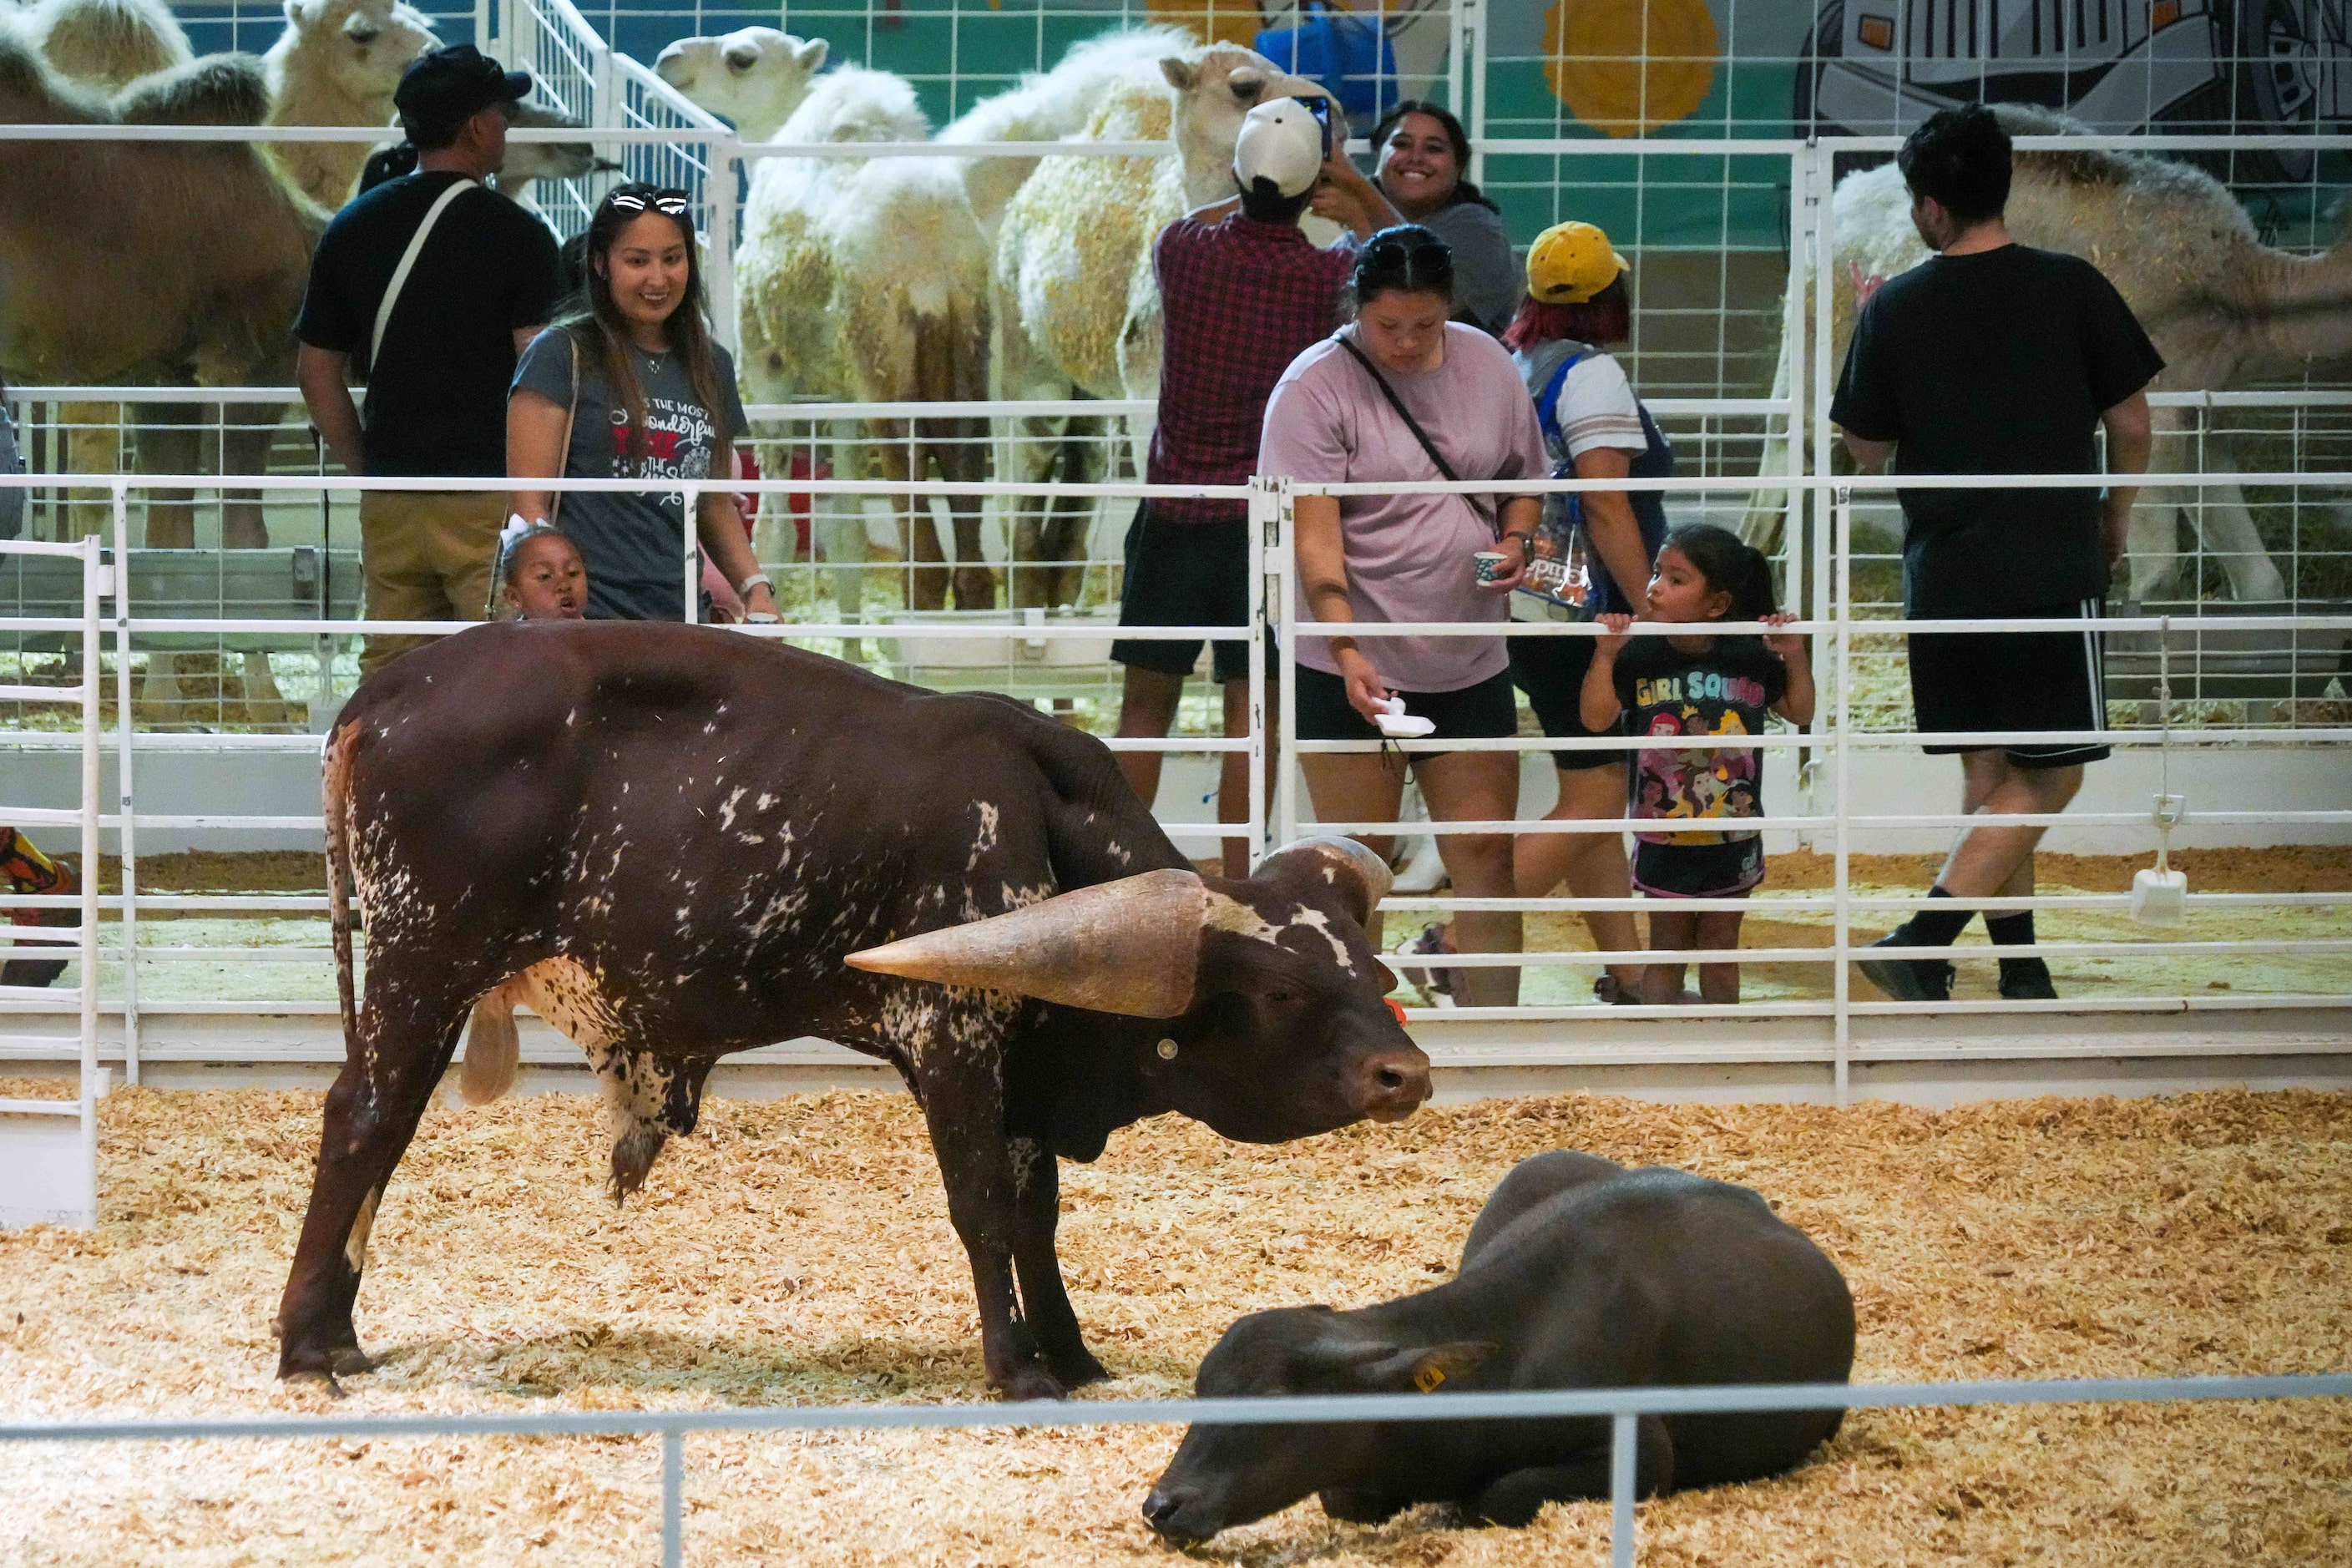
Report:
1998,956,2058,1000
1858,931,1955,1002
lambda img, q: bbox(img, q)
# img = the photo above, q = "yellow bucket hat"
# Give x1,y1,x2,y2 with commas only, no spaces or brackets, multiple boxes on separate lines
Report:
1526,220,1630,305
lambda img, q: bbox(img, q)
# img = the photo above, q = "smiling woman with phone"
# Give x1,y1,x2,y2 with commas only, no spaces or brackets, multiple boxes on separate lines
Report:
507,183,776,624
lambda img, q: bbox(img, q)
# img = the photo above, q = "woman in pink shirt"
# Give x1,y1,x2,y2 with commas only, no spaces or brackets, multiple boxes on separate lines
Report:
1259,227,1549,1005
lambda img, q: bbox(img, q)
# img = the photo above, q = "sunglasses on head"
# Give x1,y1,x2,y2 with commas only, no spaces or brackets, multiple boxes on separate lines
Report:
1365,230,1453,274
608,188,690,215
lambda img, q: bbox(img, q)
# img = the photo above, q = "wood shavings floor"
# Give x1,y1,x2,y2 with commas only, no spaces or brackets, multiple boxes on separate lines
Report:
1,1085,2346,1565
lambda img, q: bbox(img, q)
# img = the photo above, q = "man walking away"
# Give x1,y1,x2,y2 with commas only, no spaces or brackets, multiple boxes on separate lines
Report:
1110,95,1395,878
1830,104,2160,1003
296,44,561,673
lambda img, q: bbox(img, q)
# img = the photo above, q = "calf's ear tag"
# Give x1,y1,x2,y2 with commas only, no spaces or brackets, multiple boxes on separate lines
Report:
1413,1363,1446,1393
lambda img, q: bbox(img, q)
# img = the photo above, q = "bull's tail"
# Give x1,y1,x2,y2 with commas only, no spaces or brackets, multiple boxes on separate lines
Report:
458,980,523,1106
321,721,360,1061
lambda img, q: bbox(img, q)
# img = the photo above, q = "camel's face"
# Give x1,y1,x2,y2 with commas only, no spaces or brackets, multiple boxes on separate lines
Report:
656,28,827,141
284,0,435,108
1161,45,1333,205
494,102,604,187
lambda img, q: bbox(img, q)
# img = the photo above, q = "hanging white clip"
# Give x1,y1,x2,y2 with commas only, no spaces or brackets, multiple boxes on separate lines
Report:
2132,793,2188,926
2132,620,2188,927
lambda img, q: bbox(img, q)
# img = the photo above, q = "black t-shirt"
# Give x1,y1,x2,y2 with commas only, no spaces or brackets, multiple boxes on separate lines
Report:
295,172,560,478
1611,636,1788,845
1828,244,2163,616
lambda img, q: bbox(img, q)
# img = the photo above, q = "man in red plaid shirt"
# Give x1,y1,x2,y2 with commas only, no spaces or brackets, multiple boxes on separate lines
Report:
1112,95,1396,876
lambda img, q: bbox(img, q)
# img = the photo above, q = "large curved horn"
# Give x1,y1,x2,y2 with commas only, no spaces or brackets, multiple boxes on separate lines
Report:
845,868,1207,1017
1266,834,1393,911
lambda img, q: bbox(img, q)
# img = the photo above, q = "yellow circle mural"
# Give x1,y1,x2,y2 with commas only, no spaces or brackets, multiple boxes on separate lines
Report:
1545,0,1720,138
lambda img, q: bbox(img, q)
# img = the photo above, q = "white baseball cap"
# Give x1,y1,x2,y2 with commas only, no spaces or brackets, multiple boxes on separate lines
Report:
1233,98,1326,200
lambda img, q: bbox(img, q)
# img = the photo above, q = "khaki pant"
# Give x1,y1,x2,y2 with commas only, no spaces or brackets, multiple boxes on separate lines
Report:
358,490,505,675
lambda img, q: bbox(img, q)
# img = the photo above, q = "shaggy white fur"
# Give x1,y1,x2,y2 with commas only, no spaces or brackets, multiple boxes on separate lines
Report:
263,0,437,207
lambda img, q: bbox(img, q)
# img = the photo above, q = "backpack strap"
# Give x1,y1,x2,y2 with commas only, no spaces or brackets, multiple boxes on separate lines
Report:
1535,347,1585,452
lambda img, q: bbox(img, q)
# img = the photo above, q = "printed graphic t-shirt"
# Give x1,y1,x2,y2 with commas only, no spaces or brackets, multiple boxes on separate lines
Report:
1612,636,1788,846
511,328,750,622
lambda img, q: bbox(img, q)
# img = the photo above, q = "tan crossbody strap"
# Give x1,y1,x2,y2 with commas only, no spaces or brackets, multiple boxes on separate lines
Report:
369,177,476,370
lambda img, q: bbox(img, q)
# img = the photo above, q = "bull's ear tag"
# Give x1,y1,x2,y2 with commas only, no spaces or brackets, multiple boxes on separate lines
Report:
1412,1363,1446,1393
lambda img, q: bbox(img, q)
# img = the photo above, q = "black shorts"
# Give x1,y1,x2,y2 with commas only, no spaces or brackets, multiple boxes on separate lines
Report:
1110,503,1257,685
1633,837,1764,899
1293,665,1518,764
1509,631,1628,772
1908,597,2109,768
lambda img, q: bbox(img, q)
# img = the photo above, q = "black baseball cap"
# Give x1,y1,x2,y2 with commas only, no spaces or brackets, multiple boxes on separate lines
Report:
394,44,530,143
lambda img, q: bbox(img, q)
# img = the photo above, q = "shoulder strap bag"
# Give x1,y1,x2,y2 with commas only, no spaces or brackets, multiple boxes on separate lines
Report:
1334,331,1496,534
368,176,477,373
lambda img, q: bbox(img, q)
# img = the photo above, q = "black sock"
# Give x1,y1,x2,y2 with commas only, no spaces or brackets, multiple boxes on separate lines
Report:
1985,911,2036,948
1902,886,1973,951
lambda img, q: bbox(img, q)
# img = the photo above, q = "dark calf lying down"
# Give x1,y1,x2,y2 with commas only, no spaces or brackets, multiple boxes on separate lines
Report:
1142,1151,1855,1540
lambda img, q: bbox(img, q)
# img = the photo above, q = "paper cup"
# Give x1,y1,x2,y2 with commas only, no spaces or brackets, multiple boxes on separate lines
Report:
1473,550,1509,584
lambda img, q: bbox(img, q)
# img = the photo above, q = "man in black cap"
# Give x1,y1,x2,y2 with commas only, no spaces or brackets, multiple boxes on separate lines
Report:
296,44,562,672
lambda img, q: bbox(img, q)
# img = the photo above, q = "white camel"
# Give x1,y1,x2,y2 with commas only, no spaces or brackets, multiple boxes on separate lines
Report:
659,31,997,616
989,42,1332,606
933,23,1196,608
262,0,436,207
1749,106,2352,603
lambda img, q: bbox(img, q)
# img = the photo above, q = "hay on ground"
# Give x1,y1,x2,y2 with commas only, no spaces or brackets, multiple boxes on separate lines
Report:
0,1083,2345,1564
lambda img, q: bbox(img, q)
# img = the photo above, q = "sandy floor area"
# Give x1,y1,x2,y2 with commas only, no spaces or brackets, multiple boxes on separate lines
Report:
1,1084,2346,1564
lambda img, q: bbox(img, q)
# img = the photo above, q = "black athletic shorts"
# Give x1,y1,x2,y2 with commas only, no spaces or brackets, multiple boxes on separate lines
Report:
1633,837,1764,899
1509,631,1630,772
1908,597,2110,768
1293,665,1518,763
1110,503,1258,685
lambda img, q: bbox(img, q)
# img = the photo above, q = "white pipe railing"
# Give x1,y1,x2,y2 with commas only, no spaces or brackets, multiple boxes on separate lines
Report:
3,1373,2345,1568
0,535,101,1223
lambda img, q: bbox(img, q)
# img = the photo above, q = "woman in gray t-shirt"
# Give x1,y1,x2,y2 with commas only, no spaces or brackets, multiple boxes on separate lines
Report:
1258,227,1548,1007
508,184,774,624
1363,103,1522,335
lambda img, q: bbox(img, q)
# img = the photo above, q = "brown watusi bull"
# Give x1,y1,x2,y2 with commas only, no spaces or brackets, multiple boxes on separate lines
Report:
273,620,1429,1398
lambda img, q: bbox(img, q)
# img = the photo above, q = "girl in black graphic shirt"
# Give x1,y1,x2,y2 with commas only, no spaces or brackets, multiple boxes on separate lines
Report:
1581,525,1815,1006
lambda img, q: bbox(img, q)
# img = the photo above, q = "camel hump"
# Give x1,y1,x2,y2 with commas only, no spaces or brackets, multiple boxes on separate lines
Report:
114,52,271,125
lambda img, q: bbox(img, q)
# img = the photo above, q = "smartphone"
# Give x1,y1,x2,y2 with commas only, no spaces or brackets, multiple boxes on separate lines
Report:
1292,93,1335,161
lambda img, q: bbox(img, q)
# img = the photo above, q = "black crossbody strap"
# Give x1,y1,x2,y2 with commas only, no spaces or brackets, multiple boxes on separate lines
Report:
1335,332,1497,535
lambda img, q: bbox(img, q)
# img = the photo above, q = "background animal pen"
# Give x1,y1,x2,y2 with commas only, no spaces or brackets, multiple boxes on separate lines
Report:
1,3,2348,1085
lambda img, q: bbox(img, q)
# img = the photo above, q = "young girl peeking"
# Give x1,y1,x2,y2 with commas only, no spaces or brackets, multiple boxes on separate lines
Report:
493,523,589,621
1581,524,1815,1005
